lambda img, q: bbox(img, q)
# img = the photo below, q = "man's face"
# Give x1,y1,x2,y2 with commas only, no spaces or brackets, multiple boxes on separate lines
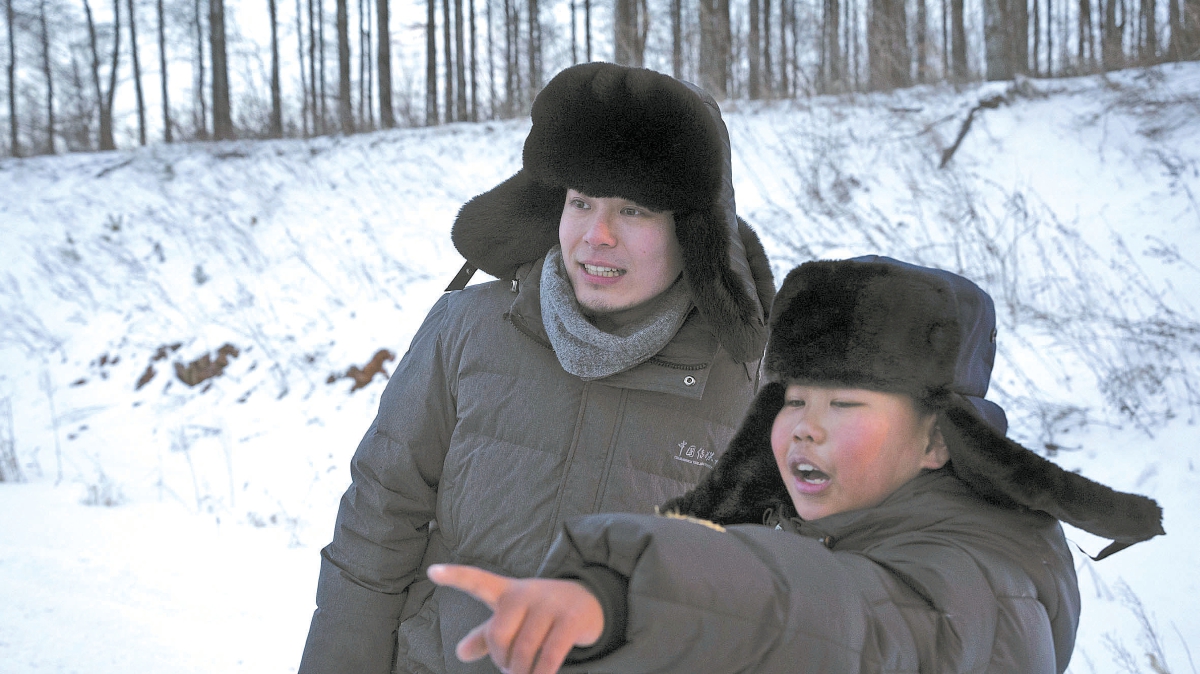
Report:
558,189,684,317
770,384,948,521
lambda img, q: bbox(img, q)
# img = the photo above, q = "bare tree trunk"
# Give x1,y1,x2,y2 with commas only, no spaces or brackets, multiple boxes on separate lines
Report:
749,0,760,97
6,0,18,157
319,0,327,132
194,0,207,138
503,0,512,115
671,0,681,77
487,0,494,117
941,0,948,76
312,0,321,132
1079,0,1095,69
469,0,477,120
823,0,842,91
443,0,452,121
570,0,576,62
337,0,352,132
698,0,730,97
426,0,436,123
1103,0,1122,67
297,0,308,135
615,0,635,65
157,0,172,141
585,0,591,60
210,0,232,139
763,0,772,95
1046,0,1054,74
40,0,55,153
85,0,121,150
951,0,967,80
377,0,393,127
527,0,539,93
128,0,147,145
455,0,465,120
916,0,928,82
869,0,910,89
358,0,365,125
1143,0,1157,60
986,0,1021,79
364,0,373,128
1033,0,1041,73
1185,0,1199,60
780,0,790,95
1166,0,1181,59
270,0,283,136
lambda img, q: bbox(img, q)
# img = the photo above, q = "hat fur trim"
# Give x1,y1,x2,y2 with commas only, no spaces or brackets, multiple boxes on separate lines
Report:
766,260,961,398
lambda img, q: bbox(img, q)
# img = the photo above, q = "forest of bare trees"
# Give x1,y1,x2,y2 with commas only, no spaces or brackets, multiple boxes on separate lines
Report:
2,0,1198,156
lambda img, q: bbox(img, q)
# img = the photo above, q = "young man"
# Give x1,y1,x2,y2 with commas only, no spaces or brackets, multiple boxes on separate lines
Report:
431,256,1164,674
297,63,775,674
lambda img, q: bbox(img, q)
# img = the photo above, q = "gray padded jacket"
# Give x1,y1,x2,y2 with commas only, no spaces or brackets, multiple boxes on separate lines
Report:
544,469,1081,673
298,257,765,674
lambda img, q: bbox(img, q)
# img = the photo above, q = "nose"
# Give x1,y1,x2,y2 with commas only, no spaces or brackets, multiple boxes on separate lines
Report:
582,208,617,248
790,410,826,445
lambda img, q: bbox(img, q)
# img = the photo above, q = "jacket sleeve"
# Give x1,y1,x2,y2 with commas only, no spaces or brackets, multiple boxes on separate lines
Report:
299,295,457,674
540,513,1023,673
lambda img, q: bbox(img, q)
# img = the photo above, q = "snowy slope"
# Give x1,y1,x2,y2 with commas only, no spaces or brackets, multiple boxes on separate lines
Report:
1,63,1198,673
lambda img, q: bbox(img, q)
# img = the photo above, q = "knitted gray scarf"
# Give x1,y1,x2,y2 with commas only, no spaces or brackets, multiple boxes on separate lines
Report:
541,246,692,380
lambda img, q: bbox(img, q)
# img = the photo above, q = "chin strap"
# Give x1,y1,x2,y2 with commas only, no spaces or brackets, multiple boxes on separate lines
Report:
445,262,477,292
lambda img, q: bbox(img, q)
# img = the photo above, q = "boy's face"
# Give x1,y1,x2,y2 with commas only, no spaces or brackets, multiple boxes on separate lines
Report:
770,384,949,521
558,189,684,319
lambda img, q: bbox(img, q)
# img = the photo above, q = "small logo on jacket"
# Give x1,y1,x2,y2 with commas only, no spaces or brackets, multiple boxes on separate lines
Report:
674,441,717,469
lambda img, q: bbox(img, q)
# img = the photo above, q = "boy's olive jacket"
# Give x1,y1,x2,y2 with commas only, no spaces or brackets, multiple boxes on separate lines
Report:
544,469,1081,674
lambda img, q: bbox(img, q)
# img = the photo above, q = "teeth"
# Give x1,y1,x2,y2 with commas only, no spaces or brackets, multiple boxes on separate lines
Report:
584,264,624,277
794,463,828,484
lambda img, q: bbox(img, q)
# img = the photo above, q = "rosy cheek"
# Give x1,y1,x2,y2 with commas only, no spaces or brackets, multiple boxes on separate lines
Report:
770,414,792,464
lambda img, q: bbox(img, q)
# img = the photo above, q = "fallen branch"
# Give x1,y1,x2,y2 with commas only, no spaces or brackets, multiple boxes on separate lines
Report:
939,94,1006,169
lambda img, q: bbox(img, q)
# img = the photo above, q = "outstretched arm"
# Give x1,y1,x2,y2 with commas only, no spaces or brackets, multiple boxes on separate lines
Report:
428,564,604,674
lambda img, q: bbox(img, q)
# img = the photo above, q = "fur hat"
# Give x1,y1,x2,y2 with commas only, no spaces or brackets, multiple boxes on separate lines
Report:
449,62,773,363
663,256,1164,559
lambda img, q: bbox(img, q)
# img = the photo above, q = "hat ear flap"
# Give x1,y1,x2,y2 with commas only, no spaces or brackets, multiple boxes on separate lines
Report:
676,209,768,363
661,382,788,525
941,402,1164,555
451,171,564,280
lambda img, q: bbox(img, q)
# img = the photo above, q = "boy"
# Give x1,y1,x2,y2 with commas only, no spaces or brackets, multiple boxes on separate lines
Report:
430,256,1164,674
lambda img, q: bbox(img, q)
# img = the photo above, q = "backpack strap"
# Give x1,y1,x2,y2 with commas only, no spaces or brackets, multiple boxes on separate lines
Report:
445,262,478,292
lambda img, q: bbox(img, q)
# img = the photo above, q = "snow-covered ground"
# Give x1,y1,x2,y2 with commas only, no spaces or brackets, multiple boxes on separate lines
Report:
1,63,1197,673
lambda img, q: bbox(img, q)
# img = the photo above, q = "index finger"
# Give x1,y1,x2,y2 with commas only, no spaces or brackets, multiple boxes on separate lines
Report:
427,563,510,610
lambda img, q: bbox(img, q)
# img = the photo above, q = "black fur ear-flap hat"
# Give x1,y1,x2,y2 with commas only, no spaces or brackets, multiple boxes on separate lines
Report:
448,62,774,363
663,255,1164,559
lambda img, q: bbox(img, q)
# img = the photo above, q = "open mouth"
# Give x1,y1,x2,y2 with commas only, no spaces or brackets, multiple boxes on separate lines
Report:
792,462,830,485
582,263,625,278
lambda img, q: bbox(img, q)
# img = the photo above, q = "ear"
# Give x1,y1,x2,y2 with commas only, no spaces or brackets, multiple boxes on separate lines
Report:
921,421,950,470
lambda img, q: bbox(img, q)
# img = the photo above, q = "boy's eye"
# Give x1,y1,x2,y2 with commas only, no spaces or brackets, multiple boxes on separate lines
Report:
784,398,805,408
830,400,863,408
569,198,589,209
621,206,642,216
